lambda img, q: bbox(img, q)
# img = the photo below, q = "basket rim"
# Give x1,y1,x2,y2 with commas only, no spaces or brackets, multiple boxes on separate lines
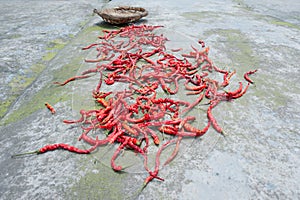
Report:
94,6,148,24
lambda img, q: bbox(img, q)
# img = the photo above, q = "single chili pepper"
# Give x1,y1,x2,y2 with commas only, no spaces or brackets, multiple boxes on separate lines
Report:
170,48,183,52
181,53,196,58
81,68,98,75
94,73,103,94
45,102,55,114
84,55,106,63
180,93,204,114
12,143,98,157
244,69,257,84
183,122,209,137
207,102,226,136
111,138,129,171
159,125,178,135
82,43,99,50
163,137,182,166
53,75,91,86
78,128,99,145
213,65,228,74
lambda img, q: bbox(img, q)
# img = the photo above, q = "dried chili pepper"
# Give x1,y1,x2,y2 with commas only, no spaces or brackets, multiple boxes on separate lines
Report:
12,143,98,157
45,102,55,114
244,69,257,84
53,75,91,86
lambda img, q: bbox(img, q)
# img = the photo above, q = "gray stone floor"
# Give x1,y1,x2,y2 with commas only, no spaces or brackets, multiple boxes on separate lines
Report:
0,0,299,199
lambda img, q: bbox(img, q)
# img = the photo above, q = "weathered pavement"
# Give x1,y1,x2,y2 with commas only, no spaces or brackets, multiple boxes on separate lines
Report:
0,0,299,199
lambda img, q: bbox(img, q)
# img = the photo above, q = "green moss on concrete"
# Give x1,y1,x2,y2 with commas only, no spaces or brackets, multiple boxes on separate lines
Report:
47,38,67,50
42,52,57,61
67,163,128,199
0,63,47,119
203,29,289,110
1,55,85,125
0,97,15,119
269,19,300,30
1,21,109,125
204,29,259,71
0,37,69,119
43,39,68,61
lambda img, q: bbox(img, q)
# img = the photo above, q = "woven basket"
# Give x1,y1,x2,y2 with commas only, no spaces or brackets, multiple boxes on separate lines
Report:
93,6,148,25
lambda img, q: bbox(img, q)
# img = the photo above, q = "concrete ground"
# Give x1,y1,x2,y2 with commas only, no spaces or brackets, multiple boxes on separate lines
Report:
0,0,299,199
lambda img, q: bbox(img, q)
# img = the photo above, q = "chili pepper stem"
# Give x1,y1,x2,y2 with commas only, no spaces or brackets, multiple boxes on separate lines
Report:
11,150,40,158
221,130,228,136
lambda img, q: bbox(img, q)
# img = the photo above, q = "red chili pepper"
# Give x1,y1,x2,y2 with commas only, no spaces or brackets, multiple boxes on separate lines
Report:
231,82,250,99
183,122,210,137
23,24,258,189
223,82,243,100
96,98,109,107
244,69,257,84
159,125,178,135
12,143,98,157
53,75,91,86
84,55,106,63
207,102,226,136
163,137,182,166
221,70,236,87
213,65,228,74
180,93,204,114
170,48,183,52
81,43,98,50
45,102,55,114
111,138,128,171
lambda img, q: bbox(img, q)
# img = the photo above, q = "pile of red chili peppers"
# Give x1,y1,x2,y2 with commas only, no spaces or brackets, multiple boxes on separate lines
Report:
14,25,257,189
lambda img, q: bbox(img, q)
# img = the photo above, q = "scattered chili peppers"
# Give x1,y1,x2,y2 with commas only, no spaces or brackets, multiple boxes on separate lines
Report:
13,25,257,192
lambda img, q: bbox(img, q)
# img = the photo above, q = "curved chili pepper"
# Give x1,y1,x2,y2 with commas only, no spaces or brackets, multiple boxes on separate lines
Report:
111,138,129,171
163,137,182,166
207,102,226,136
81,43,98,50
244,69,257,84
231,82,250,99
